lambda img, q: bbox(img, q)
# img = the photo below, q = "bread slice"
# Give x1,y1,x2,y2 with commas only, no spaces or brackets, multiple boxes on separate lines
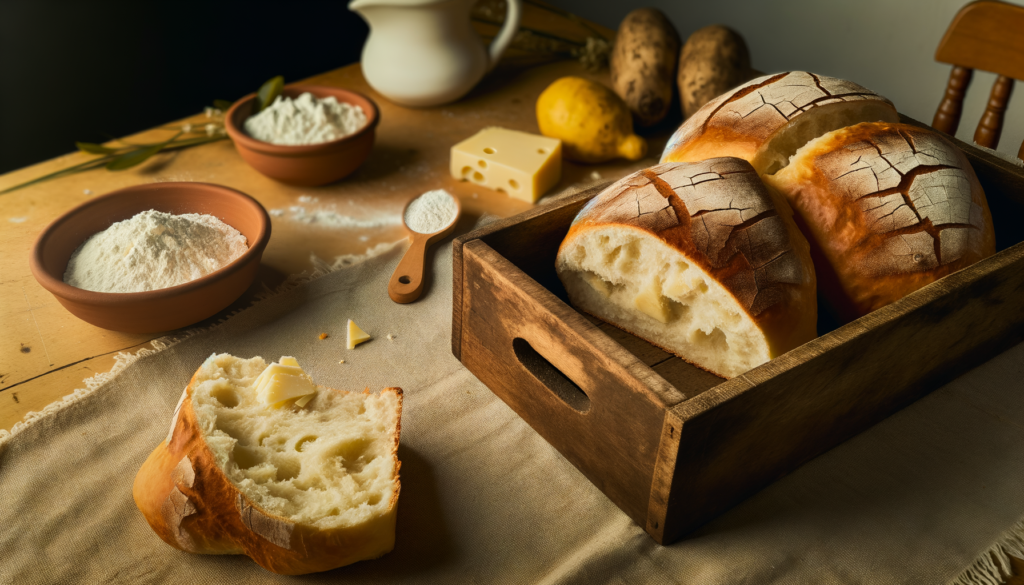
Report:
133,353,402,575
763,122,996,320
661,71,900,175
556,158,817,378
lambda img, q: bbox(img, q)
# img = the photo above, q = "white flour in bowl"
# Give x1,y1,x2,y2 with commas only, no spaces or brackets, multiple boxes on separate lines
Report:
244,93,367,146
404,189,458,234
63,210,248,293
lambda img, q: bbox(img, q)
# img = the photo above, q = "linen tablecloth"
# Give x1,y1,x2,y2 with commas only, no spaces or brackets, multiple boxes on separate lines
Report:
3,227,1023,585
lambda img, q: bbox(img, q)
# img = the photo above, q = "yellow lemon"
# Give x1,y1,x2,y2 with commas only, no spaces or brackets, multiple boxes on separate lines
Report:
536,76,647,164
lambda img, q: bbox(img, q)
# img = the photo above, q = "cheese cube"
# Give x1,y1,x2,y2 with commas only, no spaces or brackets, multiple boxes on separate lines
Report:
261,373,317,407
347,319,371,349
254,363,304,392
450,127,561,203
254,358,317,407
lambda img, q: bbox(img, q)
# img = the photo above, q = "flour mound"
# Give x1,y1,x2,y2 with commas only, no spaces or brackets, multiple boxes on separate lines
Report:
244,93,367,146
404,189,458,234
64,209,248,293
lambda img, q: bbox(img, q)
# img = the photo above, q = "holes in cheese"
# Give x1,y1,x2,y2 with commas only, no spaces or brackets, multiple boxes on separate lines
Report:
347,319,371,349
450,127,562,203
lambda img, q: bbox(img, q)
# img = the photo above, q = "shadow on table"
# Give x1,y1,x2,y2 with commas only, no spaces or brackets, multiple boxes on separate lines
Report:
306,444,456,581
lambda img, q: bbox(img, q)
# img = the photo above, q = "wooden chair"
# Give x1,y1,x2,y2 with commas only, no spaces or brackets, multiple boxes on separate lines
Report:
932,0,1024,159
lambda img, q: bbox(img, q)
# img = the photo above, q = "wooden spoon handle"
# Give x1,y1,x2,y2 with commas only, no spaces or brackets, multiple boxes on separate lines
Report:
388,235,431,304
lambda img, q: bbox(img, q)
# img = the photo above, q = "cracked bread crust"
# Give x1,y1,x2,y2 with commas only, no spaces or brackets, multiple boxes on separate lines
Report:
764,122,996,320
132,365,403,576
557,158,817,375
661,71,900,174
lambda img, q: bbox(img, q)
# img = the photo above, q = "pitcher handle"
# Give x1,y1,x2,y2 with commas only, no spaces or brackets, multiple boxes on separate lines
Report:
487,0,521,71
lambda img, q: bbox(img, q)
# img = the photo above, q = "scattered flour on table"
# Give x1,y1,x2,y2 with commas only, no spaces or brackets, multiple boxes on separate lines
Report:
63,210,248,293
244,92,367,146
271,205,401,229
8,217,27,223
404,189,458,234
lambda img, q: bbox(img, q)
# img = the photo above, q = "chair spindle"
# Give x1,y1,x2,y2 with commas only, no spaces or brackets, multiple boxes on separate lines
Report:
933,66,973,136
974,75,1014,149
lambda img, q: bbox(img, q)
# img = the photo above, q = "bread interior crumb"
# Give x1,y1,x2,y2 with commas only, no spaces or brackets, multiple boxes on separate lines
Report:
557,228,769,378
190,354,398,530
756,101,899,176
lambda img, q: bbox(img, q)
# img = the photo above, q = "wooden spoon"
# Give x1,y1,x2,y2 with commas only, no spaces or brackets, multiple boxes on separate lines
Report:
388,191,461,304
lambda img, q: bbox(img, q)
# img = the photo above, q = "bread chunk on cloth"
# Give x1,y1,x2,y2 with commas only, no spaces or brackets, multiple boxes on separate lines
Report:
133,353,402,575
556,158,817,378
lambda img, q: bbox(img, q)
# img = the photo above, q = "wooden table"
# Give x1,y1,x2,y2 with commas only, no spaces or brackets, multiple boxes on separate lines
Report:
3,7,1022,583
0,6,662,432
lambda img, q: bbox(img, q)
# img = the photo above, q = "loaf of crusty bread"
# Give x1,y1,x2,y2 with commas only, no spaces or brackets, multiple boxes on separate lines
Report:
133,353,402,575
556,158,817,378
763,122,996,320
661,71,900,174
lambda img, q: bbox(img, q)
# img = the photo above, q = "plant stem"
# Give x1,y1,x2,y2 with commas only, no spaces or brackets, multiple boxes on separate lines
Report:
0,157,112,194
0,134,227,195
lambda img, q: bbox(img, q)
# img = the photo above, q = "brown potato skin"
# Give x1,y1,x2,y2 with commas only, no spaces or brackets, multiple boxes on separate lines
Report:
611,8,681,128
677,25,753,119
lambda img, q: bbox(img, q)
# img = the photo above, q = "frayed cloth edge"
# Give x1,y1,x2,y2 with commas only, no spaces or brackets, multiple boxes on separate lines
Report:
948,517,1024,585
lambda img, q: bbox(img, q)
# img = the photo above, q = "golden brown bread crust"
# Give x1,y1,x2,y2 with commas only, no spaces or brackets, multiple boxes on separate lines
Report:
660,71,899,171
559,157,817,359
764,122,996,320
132,371,402,575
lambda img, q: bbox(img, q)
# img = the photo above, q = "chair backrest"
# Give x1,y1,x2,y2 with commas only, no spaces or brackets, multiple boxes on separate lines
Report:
932,0,1024,159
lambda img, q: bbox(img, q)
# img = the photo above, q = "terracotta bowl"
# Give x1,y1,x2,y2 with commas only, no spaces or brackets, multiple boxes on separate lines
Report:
30,182,271,333
224,84,379,186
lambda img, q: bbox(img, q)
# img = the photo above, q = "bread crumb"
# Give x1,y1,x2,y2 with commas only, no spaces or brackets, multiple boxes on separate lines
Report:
386,334,395,342
319,332,329,340
590,171,602,180
338,359,345,364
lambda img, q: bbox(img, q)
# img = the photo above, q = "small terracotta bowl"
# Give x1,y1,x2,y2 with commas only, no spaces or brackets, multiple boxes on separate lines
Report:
30,182,271,333
224,84,379,186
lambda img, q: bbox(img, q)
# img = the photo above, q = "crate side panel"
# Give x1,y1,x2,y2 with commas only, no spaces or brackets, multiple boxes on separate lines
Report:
459,241,679,527
662,243,1024,542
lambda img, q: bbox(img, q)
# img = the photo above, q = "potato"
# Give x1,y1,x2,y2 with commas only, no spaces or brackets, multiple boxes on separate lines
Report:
610,8,681,128
677,25,753,119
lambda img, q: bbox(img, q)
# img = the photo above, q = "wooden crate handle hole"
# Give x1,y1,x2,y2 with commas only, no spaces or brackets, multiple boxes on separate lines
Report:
512,337,591,413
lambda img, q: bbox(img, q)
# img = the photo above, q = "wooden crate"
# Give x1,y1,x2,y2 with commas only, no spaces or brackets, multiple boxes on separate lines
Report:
451,121,1024,545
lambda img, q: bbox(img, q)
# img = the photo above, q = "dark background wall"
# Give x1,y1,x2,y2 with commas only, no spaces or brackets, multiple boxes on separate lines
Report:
0,1,369,174
2,0,1022,174
553,0,1024,160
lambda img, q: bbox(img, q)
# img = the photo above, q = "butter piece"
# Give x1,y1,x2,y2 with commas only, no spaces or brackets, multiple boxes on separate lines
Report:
634,283,674,324
581,271,613,297
262,373,316,407
254,357,317,408
254,363,304,393
348,319,371,349
450,127,562,203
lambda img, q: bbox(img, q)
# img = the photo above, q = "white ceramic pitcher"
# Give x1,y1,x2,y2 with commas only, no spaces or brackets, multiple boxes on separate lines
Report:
349,0,521,107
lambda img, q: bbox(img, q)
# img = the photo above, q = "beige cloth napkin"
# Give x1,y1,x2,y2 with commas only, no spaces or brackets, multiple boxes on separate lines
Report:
2,233,1024,585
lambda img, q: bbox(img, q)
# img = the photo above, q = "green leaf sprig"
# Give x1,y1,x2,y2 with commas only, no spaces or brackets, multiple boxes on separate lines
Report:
0,76,285,195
